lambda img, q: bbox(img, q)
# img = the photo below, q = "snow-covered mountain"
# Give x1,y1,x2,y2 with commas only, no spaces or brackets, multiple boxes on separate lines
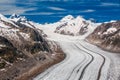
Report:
10,13,27,22
0,14,50,54
54,15,98,36
0,14,64,80
87,21,120,53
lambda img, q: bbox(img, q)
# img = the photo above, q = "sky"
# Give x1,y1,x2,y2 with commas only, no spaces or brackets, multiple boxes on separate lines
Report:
0,0,120,23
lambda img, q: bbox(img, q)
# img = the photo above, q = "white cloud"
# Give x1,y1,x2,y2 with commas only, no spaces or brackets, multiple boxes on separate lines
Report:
39,0,74,1
0,4,36,15
78,9,95,13
24,12,54,15
48,7,66,11
0,0,15,3
100,3,120,6
36,12,54,15
0,0,37,15
2,8,36,15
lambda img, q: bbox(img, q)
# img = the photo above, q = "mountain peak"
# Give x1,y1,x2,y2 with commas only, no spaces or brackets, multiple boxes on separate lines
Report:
76,16,85,22
60,15,74,22
0,13,8,20
10,14,27,22
54,15,97,36
10,13,20,19
0,13,4,18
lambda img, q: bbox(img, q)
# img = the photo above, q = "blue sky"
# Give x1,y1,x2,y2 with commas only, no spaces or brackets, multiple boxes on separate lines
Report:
0,0,120,23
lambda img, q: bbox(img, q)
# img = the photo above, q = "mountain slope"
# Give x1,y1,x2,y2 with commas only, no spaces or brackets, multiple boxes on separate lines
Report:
0,14,65,80
87,21,120,53
0,14,50,55
54,15,97,36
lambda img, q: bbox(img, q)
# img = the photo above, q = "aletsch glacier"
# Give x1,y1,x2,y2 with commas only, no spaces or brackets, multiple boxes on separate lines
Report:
34,15,120,80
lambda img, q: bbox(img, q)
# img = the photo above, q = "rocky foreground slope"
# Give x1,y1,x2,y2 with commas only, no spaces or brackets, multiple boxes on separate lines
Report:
87,21,120,53
0,14,65,80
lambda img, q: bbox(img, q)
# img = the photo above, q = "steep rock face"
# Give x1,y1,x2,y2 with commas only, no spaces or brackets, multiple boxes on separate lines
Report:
0,14,50,56
54,15,96,36
87,21,120,53
0,36,25,69
0,14,65,80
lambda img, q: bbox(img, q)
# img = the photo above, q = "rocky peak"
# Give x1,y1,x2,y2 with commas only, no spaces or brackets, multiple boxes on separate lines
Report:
10,14,27,23
10,13,20,19
55,15,96,36
60,15,74,22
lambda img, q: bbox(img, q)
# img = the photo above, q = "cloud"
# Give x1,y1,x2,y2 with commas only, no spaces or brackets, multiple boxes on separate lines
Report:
24,12,54,15
0,0,37,15
0,4,36,15
81,9,95,13
48,7,66,11
1,8,36,15
100,3,120,6
0,0,15,4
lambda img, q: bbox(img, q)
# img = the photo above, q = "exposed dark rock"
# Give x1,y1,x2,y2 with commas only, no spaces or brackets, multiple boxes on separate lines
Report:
0,36,25,69
87,21,120,53
0,14,65,80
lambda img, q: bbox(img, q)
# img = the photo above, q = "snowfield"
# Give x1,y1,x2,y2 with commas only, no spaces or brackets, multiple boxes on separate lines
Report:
33,21,120,80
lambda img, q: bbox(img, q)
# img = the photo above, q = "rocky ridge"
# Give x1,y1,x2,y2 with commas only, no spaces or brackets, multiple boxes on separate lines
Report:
87,21,120,53
0,14,65,80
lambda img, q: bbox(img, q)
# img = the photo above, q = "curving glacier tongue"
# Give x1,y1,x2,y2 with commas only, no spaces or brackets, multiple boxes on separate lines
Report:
34,15,120,80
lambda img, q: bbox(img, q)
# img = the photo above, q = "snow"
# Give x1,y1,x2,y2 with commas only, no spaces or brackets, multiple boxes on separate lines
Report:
10,18,20,22
110,20,117,22
0,28,21,44
0,44,6,49
10,13,19,19
19,32,30,41
33,31,112,80
9,14,36,28
107,27,117,33
60,15,74,22
53,15,100,36
0,68,6,71
0,22,11,28
98,32,101,35
33,16,120,80
0,14,9,21
0,14,19,28
104,20,117,23
10,16,27,23
10,13,27,23
20,22,34,28
103,27,117,35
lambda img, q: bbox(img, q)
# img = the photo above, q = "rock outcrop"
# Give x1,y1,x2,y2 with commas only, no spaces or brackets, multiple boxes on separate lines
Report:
87,21,120,53
0,14,65,80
